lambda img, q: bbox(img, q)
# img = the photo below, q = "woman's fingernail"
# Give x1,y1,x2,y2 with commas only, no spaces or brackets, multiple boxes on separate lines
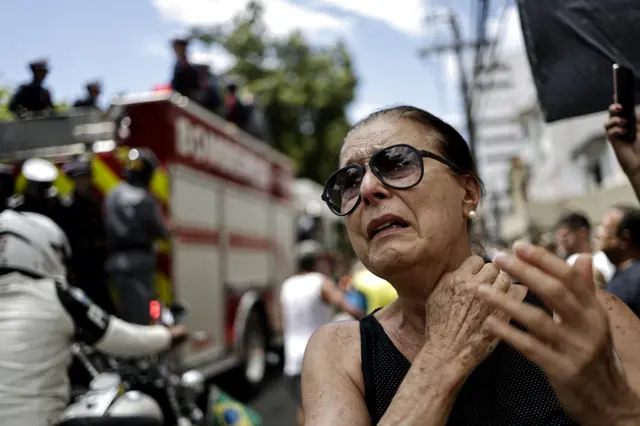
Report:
492,251,507,262
513,241,533,256
493,252,512,267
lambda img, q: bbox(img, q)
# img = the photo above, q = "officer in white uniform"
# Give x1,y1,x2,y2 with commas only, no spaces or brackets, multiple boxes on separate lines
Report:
0,210,187,426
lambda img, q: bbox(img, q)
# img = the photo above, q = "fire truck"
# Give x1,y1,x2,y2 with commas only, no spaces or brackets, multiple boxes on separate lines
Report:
0,91,297,395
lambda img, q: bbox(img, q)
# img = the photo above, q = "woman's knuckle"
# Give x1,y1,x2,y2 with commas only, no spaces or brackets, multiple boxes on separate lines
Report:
479,263,499,280
546,280,566,300
470,256,485,270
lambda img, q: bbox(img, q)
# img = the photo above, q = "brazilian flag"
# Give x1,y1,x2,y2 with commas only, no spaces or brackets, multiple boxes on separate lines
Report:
209,387,263,426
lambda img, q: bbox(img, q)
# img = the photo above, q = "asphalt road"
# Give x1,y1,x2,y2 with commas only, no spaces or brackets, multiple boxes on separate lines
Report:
215,358,298,426
248,376,298,426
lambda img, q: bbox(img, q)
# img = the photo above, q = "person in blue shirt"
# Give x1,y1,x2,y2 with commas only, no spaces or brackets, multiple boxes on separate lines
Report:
599,205,640,317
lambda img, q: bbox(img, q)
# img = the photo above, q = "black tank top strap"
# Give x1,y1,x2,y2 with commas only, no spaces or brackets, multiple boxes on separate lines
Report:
360,308,412,423
359,311,380,417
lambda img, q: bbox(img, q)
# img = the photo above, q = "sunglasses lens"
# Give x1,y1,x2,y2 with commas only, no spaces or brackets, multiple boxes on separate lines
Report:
324,165,363,215
372,145,422,188
323,145,424,216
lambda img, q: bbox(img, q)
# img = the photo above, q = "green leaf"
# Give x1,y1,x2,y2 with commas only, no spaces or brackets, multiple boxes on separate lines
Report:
189,0,358,184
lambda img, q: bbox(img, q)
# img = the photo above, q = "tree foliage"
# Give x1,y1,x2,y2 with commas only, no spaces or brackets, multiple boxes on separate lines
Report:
191,0,358,183
0,88,12,121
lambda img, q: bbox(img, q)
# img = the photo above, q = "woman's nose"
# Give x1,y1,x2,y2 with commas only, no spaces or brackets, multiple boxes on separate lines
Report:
360,170,391,206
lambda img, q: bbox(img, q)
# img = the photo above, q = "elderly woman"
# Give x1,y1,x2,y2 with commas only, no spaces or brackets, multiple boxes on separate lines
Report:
303,106,640,426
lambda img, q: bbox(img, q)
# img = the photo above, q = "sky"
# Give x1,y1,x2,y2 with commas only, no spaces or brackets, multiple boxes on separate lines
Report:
0,0,526,132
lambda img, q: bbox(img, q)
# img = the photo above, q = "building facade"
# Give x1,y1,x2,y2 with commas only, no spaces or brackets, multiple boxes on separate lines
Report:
474,50,635,241
472,52,533,239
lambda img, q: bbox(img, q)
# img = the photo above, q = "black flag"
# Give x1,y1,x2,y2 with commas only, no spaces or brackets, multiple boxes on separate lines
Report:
517,0,640,122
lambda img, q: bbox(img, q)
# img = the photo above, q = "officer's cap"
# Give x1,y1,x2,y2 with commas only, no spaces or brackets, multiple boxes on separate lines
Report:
63,161,91,178
86,80,101,91
171,36,190,46
28,59,49,72
22,158,58,183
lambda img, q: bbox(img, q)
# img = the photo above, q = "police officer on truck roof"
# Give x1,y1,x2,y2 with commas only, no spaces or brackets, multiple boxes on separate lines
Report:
104,148,171,325
7,158,67,228
73,80,102,112
62,160,116,315
170,36,200,100
8,59,55,119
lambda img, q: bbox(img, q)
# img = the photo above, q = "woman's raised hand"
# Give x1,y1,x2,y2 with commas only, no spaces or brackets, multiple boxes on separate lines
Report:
478,242,640,426
424,256,512,371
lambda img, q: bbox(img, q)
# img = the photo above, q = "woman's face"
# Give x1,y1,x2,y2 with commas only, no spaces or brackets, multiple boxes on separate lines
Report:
339,117,479,284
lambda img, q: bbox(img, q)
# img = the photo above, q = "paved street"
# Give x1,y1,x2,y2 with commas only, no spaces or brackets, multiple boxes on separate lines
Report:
248,376,298,426
215,360,298,426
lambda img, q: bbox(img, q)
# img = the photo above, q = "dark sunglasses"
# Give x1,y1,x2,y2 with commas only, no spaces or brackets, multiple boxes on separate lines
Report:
321,144,461,216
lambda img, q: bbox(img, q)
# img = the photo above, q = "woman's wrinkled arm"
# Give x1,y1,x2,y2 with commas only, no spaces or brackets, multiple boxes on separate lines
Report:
302,322,467,426
376,349,467,426
600,290,640,398
302,323,371,426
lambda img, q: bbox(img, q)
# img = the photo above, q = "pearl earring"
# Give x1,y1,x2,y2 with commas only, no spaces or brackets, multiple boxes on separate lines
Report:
468,210,477,221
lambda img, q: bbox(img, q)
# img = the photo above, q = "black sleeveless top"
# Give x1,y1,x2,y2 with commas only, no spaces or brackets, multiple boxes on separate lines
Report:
359,292,578,425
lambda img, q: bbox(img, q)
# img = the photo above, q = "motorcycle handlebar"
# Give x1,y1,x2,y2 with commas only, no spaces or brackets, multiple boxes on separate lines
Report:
70,343,100,379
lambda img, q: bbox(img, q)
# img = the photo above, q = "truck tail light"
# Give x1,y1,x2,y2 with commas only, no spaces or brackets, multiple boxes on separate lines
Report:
150,300,161,321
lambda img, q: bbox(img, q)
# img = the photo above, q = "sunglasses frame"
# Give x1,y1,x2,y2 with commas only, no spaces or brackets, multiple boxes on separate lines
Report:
321,143,462,216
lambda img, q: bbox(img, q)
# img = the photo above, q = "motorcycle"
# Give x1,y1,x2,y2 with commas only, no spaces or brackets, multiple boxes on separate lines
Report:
58,301,208,426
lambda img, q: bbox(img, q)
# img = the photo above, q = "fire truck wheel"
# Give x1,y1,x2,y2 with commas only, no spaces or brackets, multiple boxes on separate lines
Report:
237,308,268,397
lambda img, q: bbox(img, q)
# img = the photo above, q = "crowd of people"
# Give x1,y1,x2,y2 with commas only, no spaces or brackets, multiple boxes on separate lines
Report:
0,49,282,421
6,37,269,140
4,25,640,426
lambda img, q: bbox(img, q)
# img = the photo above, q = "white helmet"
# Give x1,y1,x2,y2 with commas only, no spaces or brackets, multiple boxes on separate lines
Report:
0,210,71,280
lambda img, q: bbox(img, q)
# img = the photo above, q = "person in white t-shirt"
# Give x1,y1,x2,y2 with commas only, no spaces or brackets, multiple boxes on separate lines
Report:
556,212,615,284
280,241,364,425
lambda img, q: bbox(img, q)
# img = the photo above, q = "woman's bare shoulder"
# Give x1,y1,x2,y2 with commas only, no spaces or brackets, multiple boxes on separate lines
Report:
302,320,370,426
305,320,363,380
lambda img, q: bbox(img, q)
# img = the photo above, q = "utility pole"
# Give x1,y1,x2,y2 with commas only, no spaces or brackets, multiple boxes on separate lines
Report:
491,191,503,240
418,3,491,163
473,0,490,78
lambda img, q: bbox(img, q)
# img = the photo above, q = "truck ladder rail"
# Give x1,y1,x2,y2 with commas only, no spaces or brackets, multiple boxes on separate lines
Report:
0,110,115,159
